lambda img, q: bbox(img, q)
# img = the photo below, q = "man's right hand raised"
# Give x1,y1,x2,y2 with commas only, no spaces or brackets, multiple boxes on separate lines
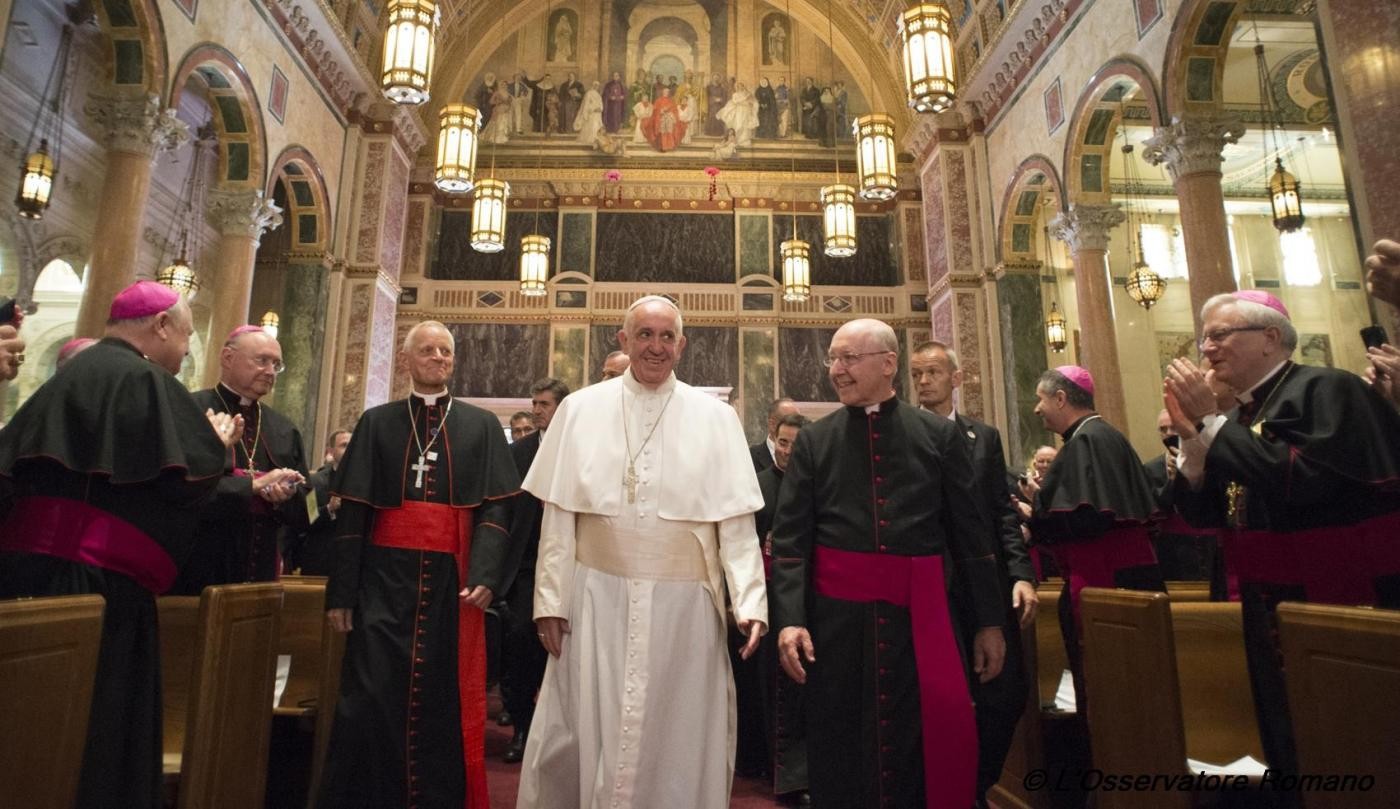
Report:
778,626,816,684
537,616,571,658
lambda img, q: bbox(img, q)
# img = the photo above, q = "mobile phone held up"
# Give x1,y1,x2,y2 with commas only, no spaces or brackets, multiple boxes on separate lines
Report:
1361,325,1387,351
0,298,16,327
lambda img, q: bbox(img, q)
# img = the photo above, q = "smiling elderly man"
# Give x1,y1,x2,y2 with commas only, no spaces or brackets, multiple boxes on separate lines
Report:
516,295,766,809
770,318,1004,809
171,324,308,592
1165,290,1400,780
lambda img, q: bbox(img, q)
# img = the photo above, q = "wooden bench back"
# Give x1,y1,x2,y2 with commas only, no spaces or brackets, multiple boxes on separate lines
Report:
1165,580,1212,602
989,617,1050,809
0,594,105,809
1080,587,1190,809
1278,602,1400,808
165,583,284,809
1168,601,1262,765
159,596,202,767
275,578,329,716
1034,580,1068,707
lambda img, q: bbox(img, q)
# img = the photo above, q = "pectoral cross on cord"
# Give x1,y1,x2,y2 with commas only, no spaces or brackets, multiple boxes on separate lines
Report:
407,395,453,490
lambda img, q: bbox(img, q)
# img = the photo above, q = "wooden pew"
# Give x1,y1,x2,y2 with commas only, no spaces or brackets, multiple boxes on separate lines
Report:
1034,579,1069,707
160,583,285,809
1164,580,1212,602
1277,602,1400,809
988,614,1050,809
272,575,347,808
1079,588,1262,809
0,594,105,809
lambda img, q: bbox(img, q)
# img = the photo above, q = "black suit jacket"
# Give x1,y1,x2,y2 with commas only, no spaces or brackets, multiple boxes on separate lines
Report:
955,413,1035,585
749,441,773,472
500,430,543,599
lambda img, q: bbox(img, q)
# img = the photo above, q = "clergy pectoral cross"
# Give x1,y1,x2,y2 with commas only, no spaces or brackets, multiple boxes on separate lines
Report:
411,451,439,490
623,462,638,504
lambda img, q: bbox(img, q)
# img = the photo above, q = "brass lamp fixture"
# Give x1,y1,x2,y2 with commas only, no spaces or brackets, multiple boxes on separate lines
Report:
898,3,957,114
435,104,481,193
518,235,550,297
820,0,857,258
854,113,898,201
1044,302,1068,352
381,0,437,105
1252,27,1303,233
157,134,212,298
1117,107,1165,310
470,177,509,253
259,311,280,339
781,238,812,302
16,24,75,219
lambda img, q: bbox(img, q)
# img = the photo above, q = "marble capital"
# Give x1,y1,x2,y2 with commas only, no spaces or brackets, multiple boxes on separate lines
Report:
1141,113,1246,182
83,93,189,157
208,188,285,243
1050,204,1125,253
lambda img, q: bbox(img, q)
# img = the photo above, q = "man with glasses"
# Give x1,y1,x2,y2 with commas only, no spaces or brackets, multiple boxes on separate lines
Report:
770,318,1004,809
1165,289,1400,782
171,325,309,592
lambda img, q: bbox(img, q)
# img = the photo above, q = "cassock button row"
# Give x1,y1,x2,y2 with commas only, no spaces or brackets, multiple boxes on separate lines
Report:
879,545,889,551
879,519,889,527
875,476,885,484
874,454,882,462
872,432,881,439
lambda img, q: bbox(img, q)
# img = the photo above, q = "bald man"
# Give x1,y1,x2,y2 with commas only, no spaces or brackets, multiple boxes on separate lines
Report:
320,320,520,809
600,349,630,380
170,325,309,593
770,318,1004,809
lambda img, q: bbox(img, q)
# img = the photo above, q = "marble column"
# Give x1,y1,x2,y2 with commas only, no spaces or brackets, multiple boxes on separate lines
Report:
201,188,284,387
1051,204,1128,432
992,260,1049,467
1142,113,1244,331
277,253,332,440
74,94,188,337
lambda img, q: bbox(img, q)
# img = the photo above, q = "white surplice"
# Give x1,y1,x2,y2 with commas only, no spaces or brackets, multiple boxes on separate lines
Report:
516,371,766,809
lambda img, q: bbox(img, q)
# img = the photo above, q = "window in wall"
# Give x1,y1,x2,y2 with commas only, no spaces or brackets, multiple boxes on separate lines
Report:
33,259,84,293
1226,215,1242,284
1138,223,1189,279
1280,228,1323,287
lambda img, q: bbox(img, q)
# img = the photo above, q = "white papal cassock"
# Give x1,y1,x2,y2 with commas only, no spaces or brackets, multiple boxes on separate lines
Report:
516,370,767,809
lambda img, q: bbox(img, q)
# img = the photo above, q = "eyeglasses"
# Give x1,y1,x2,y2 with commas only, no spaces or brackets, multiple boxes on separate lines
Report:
1198,326,1267,351
823,350,893,368
244,352,286,374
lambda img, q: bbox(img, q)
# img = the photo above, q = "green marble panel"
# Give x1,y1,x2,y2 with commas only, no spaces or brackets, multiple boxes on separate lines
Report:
113,40,143,85
1015,190,1040,217
1187,57,1216,103
559,212,593,274
738,214,771,278
103,0,138,28
1012,223,1032,253
226,142,250,183
214,95,247,133
298,213,318,244
277,264,329,439
1083,108,1116,146
997,273,1055,466
551,326,586,392
1194,2,1236,46
741,329,776,444
292,180,315,207
1080,154,1104,194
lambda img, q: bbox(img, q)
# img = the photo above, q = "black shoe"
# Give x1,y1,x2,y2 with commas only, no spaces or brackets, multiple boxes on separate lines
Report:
496,710,512,726
503,730,527,763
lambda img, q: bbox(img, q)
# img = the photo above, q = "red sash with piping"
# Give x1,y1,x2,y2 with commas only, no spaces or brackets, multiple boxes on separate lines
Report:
372,500,488,809
1223,510,1400,605
1049,525,1158,627
813,546,975,809
0,495,177,593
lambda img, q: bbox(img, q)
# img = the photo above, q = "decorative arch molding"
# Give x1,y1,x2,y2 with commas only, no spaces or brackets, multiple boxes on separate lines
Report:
89,0,169,98
626,5,711,88
434,0,909,132
997,154,1064,262
1061,56,1165,205
268,146,333,252
170,44,269,190
1161,0,1246,119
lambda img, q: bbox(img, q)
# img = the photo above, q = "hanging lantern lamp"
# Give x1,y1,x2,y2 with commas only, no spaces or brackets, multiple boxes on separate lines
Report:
381,0,438,105
1268,157,1304,234
519,234,551,297
470,178,509,253
853,114,898,201
899,3,957,114
435,104,481,193
781,238,812,302
1044,302,1068,352
821,184,858,258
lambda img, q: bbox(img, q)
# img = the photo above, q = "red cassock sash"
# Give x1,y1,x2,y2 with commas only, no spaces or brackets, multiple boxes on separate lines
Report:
813,546,976,809
371,500,488,809
1049,525,1158,627
1223,510,1400,605
0,495,177,593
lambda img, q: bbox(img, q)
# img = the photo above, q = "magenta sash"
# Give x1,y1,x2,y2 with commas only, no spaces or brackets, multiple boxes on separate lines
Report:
1223,510,1400,605
1050,525,1158,626
813,546,975,809
0,495,177,594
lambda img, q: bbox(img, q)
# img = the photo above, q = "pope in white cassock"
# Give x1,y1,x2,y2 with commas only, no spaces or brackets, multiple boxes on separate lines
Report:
515,295,768,809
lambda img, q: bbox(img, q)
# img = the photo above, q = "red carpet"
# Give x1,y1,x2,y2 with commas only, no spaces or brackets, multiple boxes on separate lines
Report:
482,690,783,808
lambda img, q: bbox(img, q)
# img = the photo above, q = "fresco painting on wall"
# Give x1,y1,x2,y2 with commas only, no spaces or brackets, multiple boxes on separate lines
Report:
1297,333,1334,368
464,0,867,161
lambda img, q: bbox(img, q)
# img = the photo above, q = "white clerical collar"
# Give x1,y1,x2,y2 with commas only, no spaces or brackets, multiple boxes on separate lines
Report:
218,382,255,407
1237,360,1290,406
918,403,957,421
621,367,676,397
864,404,881,415
413,388,451,406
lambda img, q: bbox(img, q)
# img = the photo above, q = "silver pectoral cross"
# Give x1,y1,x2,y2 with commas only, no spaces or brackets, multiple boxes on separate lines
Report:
623,462,638,504
410,451,439,490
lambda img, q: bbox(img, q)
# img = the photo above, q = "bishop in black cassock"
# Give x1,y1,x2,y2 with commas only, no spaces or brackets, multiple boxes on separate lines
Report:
1167,290,1400,779
771,319,1004,809
171,326,308,593
0,282,235,809
319,322,518,809
1027,366,1163,711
